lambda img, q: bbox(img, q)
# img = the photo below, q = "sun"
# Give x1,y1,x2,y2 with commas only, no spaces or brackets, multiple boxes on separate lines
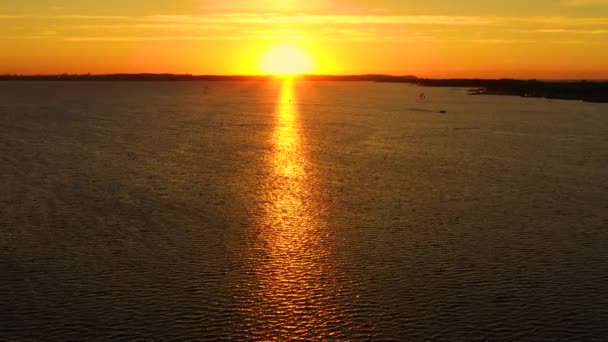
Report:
260,44,314,76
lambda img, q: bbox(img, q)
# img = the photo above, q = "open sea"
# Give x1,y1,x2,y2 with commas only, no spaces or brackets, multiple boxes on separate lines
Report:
1,80,607,340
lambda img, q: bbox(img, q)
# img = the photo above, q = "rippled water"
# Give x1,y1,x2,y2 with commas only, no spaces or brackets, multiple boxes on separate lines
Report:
1,80,608,340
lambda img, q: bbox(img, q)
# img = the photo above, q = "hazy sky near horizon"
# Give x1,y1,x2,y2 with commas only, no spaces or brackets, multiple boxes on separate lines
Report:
1,0,608,78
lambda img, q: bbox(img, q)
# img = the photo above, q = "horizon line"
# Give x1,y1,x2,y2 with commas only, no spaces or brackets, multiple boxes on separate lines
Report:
1,73,606,81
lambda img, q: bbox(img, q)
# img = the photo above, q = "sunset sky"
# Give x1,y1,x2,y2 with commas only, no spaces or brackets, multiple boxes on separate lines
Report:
1,0,608,78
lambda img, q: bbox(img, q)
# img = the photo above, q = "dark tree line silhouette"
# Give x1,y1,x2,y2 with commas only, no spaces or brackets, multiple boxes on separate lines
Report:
1,74,606,102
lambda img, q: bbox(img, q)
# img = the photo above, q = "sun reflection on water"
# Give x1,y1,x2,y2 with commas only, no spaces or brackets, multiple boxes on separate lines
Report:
245,78,347,340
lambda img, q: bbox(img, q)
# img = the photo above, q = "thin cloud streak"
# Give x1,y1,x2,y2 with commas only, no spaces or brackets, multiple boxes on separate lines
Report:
513,28,608,34
0,14,490,25
145,14,491,25
72,24,235,30
561,0,608,6
0,15,129,20
3,13,608,26
503,16,608,25
61,35,377,42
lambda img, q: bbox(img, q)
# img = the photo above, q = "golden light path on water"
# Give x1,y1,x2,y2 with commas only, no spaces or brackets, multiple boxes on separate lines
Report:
245,78,349,340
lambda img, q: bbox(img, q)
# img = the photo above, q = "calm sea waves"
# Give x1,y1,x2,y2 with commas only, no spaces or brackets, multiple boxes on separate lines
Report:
1,80,607,340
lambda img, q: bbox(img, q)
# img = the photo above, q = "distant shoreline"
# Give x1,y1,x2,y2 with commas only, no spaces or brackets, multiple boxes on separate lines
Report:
1,74,606,103
414,78,608,103
0,74,418,82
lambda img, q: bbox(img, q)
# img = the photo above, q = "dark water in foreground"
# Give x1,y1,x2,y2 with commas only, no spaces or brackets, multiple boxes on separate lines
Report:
1,81,608,340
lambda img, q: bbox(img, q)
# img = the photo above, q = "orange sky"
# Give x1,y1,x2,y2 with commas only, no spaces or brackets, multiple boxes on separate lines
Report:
1,1,608,78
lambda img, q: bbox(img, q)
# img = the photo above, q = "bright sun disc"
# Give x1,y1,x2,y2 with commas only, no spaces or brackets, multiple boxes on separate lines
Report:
261,45,313,76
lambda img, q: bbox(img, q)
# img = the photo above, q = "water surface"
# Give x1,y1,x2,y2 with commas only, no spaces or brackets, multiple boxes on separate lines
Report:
1,80,607,340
